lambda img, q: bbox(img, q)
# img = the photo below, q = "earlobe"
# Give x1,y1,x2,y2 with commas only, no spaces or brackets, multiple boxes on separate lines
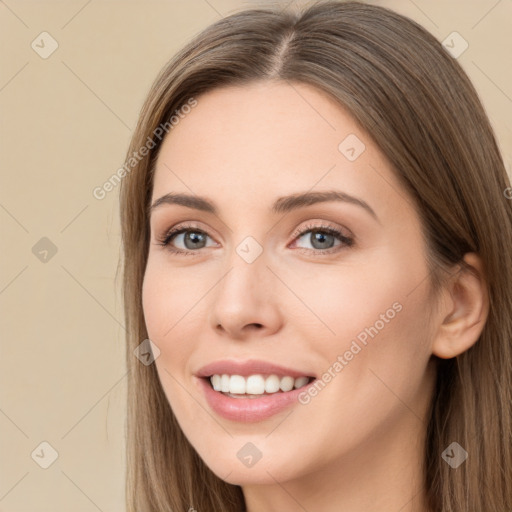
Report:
431,253,489,359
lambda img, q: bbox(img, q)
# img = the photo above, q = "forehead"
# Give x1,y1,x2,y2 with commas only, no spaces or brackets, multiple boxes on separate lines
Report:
151,81,409,222
155,81,355,175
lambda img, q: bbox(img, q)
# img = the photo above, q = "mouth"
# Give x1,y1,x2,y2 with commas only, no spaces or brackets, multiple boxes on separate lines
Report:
197,373,317,422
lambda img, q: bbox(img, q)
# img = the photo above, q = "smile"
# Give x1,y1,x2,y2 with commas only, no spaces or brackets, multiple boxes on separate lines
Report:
198,374,316,422
210,373,312,396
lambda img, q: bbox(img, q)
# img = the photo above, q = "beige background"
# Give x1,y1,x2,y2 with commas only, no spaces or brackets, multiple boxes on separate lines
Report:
1,0,510,510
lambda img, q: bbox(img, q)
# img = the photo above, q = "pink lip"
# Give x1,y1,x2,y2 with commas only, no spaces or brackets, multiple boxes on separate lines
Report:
195,359,316,379
196,375,316,423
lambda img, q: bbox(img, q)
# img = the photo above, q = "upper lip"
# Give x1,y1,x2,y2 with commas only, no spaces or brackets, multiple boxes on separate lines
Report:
196,359,316,379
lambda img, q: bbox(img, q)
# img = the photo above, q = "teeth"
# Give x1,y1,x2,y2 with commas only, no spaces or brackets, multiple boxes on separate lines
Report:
280,376,294,392
230,375,246,394
220,374,230,392
209,373,311,395
294,376,309,389
264,374,280,393
246,374,265,394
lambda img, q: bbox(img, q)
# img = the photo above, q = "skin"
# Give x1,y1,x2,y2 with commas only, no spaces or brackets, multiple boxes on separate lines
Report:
142,81,489,512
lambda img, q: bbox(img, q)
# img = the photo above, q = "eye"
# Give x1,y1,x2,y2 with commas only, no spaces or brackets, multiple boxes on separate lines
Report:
289,222,354,255
155,221,354,256
155,223,217,256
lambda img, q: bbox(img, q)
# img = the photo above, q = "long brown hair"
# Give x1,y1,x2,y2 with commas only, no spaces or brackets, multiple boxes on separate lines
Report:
119,1,512,510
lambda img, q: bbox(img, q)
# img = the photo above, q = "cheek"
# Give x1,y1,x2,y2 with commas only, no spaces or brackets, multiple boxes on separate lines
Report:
141,259,202,383
282,259,414,343
296,245,433,383
142,261,203,420
142,257,202,339
310,254,434,418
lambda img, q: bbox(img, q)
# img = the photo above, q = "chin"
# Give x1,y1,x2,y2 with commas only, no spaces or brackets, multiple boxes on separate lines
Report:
194,442,307,486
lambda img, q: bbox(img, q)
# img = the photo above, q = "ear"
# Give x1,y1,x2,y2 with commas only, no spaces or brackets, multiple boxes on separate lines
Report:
431,253,489,359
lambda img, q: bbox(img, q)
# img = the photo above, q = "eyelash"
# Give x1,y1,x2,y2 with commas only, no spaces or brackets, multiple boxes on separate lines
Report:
155,221,354,257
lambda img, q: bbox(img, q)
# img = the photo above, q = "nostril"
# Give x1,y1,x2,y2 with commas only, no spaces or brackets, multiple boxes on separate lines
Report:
243,323,263,331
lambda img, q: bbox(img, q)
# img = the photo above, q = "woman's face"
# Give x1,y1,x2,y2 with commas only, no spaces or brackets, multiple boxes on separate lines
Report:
143,81,438,487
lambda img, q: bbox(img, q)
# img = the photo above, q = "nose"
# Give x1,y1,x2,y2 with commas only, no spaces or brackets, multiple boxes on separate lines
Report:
209,249,283,340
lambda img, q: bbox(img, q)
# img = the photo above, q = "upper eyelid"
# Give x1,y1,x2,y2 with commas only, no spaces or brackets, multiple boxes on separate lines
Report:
161,220,346,236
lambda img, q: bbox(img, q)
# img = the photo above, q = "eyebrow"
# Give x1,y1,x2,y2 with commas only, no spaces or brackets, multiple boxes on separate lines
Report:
149,190,379,223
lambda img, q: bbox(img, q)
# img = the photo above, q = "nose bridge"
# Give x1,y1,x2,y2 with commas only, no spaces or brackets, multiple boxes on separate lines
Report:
209,235,281,336
217,236,269,305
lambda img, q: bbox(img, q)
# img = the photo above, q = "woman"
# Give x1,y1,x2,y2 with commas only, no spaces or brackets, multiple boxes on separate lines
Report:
119,1,512,510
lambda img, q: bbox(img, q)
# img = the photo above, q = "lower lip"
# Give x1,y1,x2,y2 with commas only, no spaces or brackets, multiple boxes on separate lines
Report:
197,377,315,423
